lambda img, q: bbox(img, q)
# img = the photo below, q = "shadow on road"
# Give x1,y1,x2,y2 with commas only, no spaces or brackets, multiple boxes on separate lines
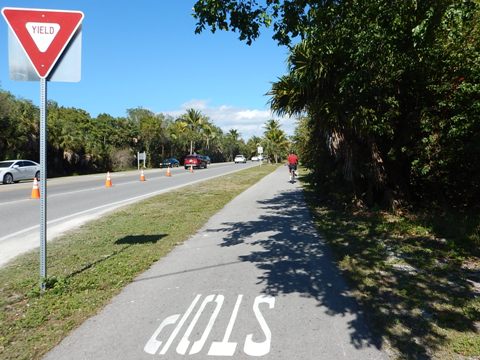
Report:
209,188,384,353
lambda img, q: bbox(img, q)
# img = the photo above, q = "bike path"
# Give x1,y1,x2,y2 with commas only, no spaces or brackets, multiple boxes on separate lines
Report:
43,166,388,360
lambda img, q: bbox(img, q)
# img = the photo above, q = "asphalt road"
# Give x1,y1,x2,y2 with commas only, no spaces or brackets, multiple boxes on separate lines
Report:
0,162,259,267
43,166,388,360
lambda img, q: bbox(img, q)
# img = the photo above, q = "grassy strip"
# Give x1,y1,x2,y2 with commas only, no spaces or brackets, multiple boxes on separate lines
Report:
302,180,480,359
0,164,278,360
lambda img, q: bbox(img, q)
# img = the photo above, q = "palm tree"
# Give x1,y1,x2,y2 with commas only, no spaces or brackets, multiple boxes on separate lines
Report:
180,108,205,154
204,124,224,159
263,120,289,163
246,135,263,158
202,122,216,150
227,129,240,142
268,38,381,188
223,129,242,161
168,120,189,156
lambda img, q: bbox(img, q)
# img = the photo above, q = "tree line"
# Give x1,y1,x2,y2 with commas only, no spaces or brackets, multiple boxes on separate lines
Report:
0,89,290,177
194,0,480,210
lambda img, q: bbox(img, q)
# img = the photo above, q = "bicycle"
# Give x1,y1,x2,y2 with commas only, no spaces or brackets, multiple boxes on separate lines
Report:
288,165,297,183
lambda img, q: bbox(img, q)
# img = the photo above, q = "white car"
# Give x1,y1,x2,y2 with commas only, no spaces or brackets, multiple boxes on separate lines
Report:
234,155,247,163
251,156,259,161
0,160,40,184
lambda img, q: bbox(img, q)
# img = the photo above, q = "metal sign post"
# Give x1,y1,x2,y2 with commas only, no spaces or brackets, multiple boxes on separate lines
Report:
39,78,47,290
2,7,84,291
258,146,264,165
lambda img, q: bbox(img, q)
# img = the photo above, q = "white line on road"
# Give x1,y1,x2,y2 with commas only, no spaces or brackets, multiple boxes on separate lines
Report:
0,163,247,207
0,164,261,267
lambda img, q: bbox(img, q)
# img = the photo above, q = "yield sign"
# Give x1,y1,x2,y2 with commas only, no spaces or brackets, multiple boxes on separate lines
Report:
2,7,84,78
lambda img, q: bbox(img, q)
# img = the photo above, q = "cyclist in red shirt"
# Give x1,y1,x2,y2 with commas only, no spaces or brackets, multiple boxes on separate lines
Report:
287,151,299,176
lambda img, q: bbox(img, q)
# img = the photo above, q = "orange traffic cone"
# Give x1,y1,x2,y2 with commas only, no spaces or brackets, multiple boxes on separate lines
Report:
31,177,40,199
189,165,194,173
140,168,146,181
105,171,112,187
166,166,172,177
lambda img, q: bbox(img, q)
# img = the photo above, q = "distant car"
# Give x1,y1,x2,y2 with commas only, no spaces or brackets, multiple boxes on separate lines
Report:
0,159,40,184
198,155,211,164
184,155,208,169
234,155,247,164
251,156,259,161
161,158,179,167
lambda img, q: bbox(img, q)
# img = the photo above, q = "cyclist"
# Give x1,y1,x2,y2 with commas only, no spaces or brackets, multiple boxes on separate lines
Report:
287,150,298,181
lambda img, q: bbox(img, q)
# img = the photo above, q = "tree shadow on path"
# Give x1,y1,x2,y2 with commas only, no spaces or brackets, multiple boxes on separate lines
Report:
209,187,385,353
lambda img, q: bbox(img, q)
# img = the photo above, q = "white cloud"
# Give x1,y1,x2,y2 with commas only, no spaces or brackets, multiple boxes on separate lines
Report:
181,99,209,110
234,109,270,120
163,99,295,140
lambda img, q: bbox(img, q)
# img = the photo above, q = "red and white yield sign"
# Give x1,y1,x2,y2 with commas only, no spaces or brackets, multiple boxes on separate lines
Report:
2,7,84,79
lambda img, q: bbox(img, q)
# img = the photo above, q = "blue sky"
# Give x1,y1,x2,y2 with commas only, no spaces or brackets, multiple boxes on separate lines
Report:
0,1,294,140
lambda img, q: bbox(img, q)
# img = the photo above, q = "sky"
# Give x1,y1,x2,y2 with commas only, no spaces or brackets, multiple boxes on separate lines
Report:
0,1,295,140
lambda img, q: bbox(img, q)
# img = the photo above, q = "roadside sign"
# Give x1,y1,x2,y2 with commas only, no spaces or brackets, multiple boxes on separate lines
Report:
257,146,263,154
2,7,84,79
138,152,147,161
1,7,84,291
137,151,147,169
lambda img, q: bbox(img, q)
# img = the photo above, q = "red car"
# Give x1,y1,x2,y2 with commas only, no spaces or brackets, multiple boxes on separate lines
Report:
184,155,207,169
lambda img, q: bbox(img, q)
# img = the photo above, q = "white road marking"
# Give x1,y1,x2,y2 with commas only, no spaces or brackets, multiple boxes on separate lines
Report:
145,294,275,357
0,163,261,267
144,314,180,355
244,295,275,357
176,294,224,355
160,294,201,355
190,295,224,355
208,294,243,356
1,164,259,243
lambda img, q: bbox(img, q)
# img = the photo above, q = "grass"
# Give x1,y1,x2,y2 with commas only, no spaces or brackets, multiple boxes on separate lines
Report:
302,174,480,360
0,164,278,360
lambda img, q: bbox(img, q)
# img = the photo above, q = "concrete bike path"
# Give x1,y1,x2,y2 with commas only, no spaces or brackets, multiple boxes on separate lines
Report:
43,166,388,360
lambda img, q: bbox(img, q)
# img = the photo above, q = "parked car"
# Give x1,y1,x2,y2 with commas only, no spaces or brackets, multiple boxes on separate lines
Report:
161,158,180,167
234,155,247,164
0,159,40,184
203,155,211,164
251,156,259,161
184,154,208,169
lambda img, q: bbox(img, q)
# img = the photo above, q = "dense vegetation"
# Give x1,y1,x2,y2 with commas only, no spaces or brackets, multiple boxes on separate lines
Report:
194,0,480,210
193,1,480,357
0,91,290,176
